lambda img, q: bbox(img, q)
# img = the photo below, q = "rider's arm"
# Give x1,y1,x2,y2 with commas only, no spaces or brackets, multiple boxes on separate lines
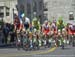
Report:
38,21,41,30
32,21,34,27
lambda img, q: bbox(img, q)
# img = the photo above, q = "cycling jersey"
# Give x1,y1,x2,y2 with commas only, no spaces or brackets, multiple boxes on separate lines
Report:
32,20,40,30
43,24,50,35
51,23,57,34
68,25,75,34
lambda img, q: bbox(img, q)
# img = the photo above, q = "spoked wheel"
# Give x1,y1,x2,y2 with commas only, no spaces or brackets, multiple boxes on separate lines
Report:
23,43,30,51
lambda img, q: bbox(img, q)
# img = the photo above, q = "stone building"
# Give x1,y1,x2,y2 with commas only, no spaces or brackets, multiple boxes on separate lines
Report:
18,0,44,23
0,0,74,24
44,0,75,22
0,0,18,24
0,0,44,24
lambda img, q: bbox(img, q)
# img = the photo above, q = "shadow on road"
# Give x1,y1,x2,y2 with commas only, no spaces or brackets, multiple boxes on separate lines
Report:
60,47,71,50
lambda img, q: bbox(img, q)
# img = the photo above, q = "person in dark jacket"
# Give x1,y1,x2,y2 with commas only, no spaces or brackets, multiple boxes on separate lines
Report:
3,24,9,44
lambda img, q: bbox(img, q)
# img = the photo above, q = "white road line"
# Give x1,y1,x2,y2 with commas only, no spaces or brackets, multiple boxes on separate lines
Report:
33,55,75,57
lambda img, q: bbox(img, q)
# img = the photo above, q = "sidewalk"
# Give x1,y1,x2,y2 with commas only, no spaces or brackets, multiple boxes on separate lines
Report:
0,43,16,48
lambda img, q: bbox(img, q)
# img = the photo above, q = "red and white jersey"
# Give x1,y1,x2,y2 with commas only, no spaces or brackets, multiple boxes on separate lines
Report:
51,23,57,34
68,24,75,34
51,23,57,29
42,24,50,35
14,17,23,30
43,24,50,30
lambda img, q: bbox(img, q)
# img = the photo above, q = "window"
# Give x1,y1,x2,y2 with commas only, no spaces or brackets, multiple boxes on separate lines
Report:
0,13,3,17
33,1,37,12
44,2,48,11
69,14,74,20
69,11,74,20
39,1,43,10
20,4,24,13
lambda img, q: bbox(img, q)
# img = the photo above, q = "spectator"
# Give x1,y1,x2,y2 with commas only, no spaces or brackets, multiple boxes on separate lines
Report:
3,24,9,44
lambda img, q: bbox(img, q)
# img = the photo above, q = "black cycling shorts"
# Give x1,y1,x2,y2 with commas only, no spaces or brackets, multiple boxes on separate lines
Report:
24,22,29,30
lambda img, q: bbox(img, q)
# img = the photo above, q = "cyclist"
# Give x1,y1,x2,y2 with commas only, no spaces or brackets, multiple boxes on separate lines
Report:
24,17,30,30
42,20,50,36
32,17,40,31
42,20,50,47
57,18,64,33
51,19,57,35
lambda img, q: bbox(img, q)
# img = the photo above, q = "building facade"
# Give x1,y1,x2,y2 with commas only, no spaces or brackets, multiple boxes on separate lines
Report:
1,0,74,24
18,0,44,23
44,0,75,22
0,0,18,24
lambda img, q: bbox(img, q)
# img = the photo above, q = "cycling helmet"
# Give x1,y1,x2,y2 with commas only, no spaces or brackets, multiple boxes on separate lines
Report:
53,19,56,23
33,17,37,21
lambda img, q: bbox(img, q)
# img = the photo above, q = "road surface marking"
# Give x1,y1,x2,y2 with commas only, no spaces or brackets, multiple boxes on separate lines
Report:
0,47,56,57
33,55,75,57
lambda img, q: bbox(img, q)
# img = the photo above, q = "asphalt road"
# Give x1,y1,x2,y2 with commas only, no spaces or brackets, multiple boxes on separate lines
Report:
0,45,75,57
